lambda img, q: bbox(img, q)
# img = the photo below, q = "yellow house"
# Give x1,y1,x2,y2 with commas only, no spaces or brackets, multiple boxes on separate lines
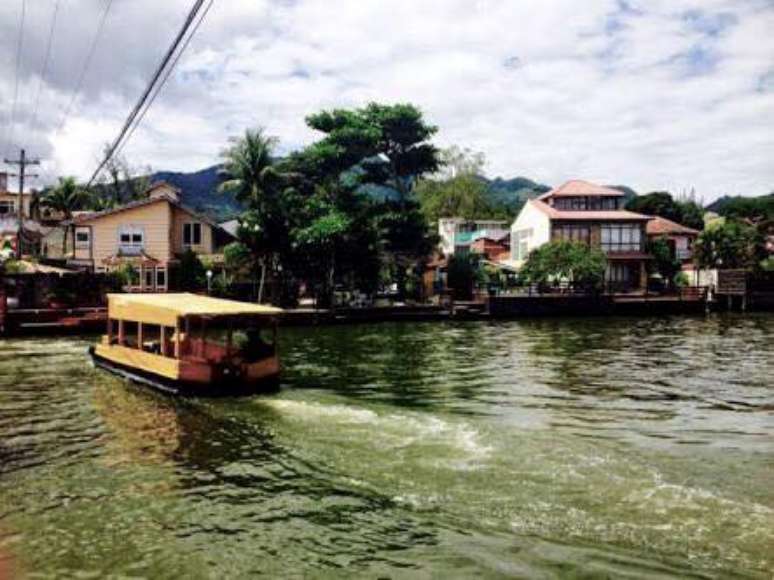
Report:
68,181,235,292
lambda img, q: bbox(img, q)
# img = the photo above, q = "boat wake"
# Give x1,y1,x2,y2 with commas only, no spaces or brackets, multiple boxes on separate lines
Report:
264,399,493,466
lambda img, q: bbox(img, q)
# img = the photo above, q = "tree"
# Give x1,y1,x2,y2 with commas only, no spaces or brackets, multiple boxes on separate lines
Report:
174,249,206,291
520,241,607,291
294,102,442,300
693,220,765,270
625,191,704,229
91,146,151,208
219,128,291,302
647,237,681,285
416,147,504,223
446,253,479,300
40,177,86,256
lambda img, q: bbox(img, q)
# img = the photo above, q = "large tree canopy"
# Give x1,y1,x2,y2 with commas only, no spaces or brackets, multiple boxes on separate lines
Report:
287,102,441,302
693,220,766,270
625,191,705,230
520,240,608,291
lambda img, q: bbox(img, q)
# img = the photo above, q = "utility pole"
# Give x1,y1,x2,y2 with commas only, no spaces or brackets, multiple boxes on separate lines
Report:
4,148,40,258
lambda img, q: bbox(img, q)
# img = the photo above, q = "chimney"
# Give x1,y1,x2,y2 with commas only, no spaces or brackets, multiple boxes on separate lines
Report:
0,172,7,193
147,181,180,203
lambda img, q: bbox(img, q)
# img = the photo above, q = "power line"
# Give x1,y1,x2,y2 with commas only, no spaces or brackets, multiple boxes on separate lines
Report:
54,0,115,135
30,0,61,134
113,0,215,162
88,0,212,187
3,0,27,159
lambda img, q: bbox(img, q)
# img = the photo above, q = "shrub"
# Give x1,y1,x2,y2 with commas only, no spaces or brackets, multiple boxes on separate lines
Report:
521,240,607,291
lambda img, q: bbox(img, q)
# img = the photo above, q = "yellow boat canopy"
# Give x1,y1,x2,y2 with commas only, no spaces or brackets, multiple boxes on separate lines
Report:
107,293,283,327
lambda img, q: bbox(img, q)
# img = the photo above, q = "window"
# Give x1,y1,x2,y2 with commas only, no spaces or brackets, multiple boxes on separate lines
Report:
144,267,154,289
183,222,202,246
118,226,144,254
74,228,90,249
0,201,14,215
601,224,642,253
512,228,533,260
156,267,166,290
554,224,590,244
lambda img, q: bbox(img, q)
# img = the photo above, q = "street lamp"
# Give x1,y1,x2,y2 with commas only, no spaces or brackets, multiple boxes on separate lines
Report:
206,270,213,295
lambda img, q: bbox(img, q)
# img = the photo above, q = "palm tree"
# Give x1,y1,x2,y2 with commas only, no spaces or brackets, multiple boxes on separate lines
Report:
41,177,86,257
219,129,287,302
219,128,282,206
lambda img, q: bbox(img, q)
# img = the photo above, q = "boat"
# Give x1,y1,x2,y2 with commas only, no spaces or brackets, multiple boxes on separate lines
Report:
89,293,283,395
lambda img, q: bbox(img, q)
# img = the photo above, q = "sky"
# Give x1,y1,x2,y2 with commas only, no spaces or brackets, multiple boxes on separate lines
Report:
0,0,772,202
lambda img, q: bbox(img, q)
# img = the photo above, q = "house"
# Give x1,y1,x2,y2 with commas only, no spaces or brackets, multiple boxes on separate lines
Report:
510,180,653,291
438,217,510,256
470,235,510,262
0,172,33,219
646,216,699,271
67,181,235,292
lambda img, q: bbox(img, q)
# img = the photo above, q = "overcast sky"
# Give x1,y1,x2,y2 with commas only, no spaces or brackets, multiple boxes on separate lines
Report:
1,0,772,201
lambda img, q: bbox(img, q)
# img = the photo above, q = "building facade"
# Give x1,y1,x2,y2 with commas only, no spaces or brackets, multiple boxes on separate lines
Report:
0,172,32,219
510,180,653,291
67,182,234,292
438,217,510,256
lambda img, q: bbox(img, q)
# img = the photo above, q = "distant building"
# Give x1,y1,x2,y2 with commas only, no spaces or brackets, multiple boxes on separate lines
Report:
646,216,699,268
66,181,235,292
470,235,510,262
0,171,33,219
438,217,510,256
509,180,653,291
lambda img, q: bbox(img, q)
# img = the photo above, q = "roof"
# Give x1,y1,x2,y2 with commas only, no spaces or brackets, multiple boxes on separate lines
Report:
7,260,77,275
220,219,239,237
68,186,232,238
539,180,625,200
528,199,652,221
107,293,283,326
646,216,700,236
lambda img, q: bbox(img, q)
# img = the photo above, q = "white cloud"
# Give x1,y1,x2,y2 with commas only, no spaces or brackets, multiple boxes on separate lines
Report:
0,0,772,200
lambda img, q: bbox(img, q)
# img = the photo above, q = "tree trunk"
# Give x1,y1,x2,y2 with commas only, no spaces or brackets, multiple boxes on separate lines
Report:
61,226,68,257
257,259,267,303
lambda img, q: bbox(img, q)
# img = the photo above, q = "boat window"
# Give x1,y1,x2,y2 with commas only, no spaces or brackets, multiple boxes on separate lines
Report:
121,321,140,349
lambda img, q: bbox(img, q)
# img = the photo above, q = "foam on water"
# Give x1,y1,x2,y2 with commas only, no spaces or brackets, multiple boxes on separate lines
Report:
265,398,493,463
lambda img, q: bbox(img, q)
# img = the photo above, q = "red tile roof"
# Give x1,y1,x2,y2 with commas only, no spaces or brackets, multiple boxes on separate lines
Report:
529,199,652,221
646,216,700,236
539,180,624,200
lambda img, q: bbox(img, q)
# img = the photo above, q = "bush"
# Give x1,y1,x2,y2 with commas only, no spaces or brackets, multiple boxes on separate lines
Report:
173,249,207,291
673,272,690,288
521,240,607,291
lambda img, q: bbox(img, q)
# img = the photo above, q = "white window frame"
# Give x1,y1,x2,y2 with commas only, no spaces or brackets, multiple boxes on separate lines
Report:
0,200,14,215
118,225,144,252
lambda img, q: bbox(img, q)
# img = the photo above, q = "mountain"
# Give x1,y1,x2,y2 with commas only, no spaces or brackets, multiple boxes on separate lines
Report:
706,192,774,216
481,176,551,216
147,163,648,223
152,165,243,222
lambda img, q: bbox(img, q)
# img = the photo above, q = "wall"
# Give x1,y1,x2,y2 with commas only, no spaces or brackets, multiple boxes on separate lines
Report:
509,202,550,265
171,206,214,255
75,200,174,265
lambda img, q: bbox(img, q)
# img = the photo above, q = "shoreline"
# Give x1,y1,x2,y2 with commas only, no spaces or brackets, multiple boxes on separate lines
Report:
1,297,772,337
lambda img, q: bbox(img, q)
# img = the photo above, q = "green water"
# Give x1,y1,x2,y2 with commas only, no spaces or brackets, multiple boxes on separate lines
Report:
1,315,773,578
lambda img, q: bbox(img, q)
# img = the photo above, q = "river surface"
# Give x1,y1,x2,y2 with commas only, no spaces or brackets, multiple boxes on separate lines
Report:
0,314,773,578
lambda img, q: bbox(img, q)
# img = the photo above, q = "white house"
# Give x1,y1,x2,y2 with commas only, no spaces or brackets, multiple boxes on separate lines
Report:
509,180,653,291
